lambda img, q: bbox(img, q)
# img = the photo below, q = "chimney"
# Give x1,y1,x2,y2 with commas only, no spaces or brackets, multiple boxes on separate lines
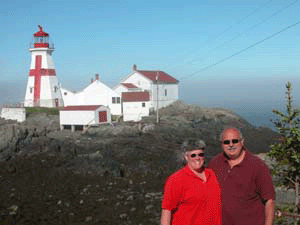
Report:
132,64,137,71
95,74,99,80
91,78,94,83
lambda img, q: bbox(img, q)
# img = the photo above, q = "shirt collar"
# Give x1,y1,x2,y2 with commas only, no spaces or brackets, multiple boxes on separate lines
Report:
183,165,211,180
221,147,250,166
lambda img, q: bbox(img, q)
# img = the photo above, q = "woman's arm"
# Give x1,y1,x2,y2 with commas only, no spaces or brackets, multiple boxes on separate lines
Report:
265,199,275,225
161,209,172,225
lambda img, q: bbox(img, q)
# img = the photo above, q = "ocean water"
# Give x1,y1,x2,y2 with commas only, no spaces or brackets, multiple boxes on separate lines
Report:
187,100,286,131
236,110,276,130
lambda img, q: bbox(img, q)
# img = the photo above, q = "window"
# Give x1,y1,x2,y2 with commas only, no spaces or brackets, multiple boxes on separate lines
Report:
165,89,167,96
30,87,33,94
112,97,121,104
54,86,58,93
142,103,145,107
64,92,68,96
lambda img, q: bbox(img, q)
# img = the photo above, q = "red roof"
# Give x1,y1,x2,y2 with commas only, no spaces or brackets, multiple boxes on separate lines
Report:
137,70,178,83
34,25,49,37
121,83,138,88
61,105,103,111
122,92,150,102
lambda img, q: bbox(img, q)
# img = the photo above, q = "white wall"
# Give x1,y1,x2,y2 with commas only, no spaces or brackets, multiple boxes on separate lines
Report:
62,81,122,115
61,89,83,106
24,76,35,107
121,72,179,110
40,76,64,107
60,109,111,125
123,101,150,121
0,108,26,122
24,48,63,108
114,85,128,95
122,73,152,92
24,76,64,107
29,49,55,69
151,83,179,109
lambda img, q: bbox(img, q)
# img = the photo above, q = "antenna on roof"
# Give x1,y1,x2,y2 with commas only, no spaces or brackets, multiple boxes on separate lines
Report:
132,64,137,71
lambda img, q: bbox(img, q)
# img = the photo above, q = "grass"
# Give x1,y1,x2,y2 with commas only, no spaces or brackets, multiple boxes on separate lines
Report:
25,107,60,117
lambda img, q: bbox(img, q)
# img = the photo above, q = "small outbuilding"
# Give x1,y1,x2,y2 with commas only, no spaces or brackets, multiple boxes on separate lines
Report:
59,105,111,131
122,91,150,122
0,105,26,123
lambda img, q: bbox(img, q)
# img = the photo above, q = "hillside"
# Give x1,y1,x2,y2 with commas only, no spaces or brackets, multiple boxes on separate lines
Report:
0,101,279,224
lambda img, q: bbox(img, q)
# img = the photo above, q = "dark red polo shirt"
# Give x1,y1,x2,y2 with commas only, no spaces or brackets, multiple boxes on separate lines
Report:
208,149,275,225
162,166,222,225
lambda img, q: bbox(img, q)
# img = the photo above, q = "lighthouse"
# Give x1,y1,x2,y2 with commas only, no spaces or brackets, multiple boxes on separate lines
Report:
24,25,63,108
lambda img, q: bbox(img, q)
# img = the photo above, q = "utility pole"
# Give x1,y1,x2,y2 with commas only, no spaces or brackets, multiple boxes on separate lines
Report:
156,71,159,124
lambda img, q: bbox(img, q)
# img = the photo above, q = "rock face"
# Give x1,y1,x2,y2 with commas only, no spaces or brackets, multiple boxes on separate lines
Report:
0,101,279,176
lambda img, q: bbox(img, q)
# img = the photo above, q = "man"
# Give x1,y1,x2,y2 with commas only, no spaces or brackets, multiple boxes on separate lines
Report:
209,127,275,225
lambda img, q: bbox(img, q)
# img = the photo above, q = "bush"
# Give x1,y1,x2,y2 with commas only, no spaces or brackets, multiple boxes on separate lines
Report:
25,107,60,117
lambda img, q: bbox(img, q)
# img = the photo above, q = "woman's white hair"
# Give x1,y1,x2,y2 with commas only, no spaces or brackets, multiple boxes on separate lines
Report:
176,139,206,164
181,139,206,153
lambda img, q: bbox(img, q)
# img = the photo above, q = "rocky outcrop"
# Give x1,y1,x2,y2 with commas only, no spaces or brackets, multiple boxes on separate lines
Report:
0,101,279,177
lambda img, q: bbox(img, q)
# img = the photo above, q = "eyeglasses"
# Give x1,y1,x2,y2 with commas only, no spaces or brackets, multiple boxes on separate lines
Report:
223,139,240,145
190,153,205,158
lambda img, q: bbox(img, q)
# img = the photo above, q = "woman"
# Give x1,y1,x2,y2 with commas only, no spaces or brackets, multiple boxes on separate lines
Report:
161,139,221,225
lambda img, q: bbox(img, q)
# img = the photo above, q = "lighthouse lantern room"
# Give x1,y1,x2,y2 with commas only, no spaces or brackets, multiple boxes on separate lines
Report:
24,25,63,108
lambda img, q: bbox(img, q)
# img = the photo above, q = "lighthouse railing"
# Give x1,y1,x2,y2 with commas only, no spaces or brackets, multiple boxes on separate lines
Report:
29,42,55,49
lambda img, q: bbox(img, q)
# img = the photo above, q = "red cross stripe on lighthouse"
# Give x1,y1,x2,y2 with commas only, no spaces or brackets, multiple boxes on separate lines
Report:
29,55,56,105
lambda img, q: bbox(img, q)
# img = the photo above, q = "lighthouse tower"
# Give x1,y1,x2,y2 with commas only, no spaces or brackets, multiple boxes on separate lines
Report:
24,25,63,108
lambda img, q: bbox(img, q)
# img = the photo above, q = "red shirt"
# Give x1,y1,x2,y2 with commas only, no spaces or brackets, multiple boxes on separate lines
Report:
208,149,275,225
162,166,222,225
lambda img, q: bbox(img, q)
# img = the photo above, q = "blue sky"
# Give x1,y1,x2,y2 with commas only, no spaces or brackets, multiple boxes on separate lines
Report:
1,0,300,128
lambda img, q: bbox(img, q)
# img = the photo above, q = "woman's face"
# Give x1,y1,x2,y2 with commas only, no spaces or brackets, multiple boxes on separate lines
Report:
184,149,205,172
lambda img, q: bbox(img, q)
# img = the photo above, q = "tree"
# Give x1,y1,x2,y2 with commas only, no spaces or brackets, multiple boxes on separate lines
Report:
268,82,300,219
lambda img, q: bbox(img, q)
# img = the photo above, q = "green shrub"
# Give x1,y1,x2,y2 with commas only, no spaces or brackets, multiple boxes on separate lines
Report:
25,107,60,117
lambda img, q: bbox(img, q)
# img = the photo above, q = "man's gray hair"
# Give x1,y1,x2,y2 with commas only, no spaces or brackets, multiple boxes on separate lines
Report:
219,127,243,141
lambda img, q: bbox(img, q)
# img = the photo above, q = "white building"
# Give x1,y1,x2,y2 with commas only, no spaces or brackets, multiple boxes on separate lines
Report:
62,74,122,115
117,65,179,111
122,91,150,121
0,106,26,123
24,25,63,108
60,105,111,132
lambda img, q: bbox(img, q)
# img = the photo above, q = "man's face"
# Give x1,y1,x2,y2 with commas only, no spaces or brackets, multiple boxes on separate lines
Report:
221,129,244,160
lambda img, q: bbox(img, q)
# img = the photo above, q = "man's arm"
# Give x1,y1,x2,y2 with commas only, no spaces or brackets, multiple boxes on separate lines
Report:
161,209,172,225
265,199,275,225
